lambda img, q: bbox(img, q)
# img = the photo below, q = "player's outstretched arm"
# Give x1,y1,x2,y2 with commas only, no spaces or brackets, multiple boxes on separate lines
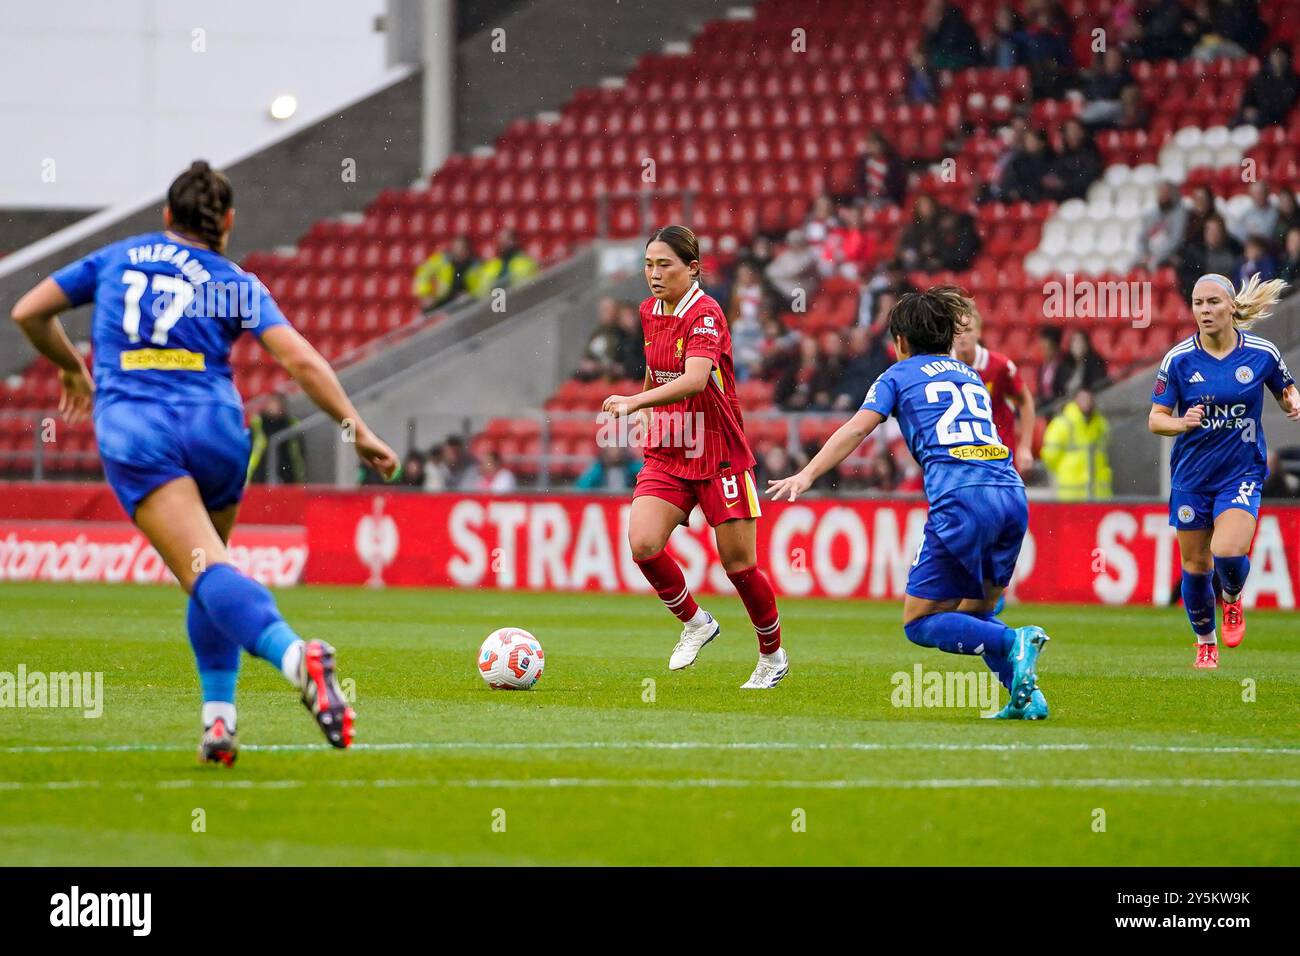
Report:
1012,380,1037,470
10,277,94,423
258,325,400,480
602,355,712,416
768,409,884,502
1275,384,1300,421
1148,402,1203,436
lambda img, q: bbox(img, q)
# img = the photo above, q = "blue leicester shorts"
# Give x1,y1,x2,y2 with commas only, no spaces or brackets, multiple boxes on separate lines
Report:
1169,476,1264,530
907,484,1029,602
95,400,251,518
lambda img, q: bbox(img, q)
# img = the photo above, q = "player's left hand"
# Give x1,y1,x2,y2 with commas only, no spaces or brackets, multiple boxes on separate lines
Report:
1282,385,1300,421
602,394,640,417
767,471,812,502
57,365,95,424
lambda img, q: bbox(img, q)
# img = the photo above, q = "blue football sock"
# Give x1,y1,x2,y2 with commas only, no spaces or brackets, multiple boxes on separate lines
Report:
187,596,240,704
192,564,302,669
975,610,1015,689
904,612,1013,657
1212,555,1250,601
992,593,1007,617
1181,570,1216,638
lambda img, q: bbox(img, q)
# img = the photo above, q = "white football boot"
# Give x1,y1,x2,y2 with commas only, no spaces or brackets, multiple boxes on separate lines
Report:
668,611,720,670
740,647,789,689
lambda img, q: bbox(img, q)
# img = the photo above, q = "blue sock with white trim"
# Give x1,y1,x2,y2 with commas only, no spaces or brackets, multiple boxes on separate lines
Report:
192,564,304,681
904,612,1014,658
1181,570,1217,641
187,596,240,727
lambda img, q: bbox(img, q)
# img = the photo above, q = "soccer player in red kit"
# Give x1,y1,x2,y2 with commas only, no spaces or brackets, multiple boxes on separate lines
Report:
601,226,788,688
951,301,1036,473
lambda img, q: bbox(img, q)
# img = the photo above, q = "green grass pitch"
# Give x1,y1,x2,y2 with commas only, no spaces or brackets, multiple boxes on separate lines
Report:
1,582,1297,866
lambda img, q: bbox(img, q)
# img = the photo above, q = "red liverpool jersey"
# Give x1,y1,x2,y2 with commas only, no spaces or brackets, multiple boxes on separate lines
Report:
971,343,1024,451
639,281,755,480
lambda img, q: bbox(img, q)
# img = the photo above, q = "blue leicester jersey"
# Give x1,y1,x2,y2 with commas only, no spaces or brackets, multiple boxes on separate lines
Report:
1151,331,1295,491
861,354,1024,503
51,231,289,410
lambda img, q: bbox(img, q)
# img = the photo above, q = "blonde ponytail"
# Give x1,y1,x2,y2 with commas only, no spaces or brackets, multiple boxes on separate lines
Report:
1232,273,1289,329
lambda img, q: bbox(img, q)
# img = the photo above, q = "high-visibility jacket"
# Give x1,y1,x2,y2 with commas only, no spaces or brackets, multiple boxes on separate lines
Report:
468,249,538,297
1040,401,1113,500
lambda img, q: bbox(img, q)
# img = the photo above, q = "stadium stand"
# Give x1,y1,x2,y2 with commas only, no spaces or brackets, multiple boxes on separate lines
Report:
4,0,1299,489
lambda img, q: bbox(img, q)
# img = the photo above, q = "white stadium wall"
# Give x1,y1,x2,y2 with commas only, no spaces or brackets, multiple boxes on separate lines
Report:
0,0,389,209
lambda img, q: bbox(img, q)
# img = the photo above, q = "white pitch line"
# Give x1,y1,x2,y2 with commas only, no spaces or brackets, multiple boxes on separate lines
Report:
1,777,1299,793
2,740,1298,756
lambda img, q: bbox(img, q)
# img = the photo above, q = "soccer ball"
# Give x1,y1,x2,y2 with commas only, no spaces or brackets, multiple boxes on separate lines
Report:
477,627,545,690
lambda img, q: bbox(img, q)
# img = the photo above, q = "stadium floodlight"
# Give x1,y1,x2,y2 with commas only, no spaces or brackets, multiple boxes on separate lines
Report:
268,94,298,120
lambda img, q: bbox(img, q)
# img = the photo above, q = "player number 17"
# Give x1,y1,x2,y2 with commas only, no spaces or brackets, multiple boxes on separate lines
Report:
925,381,998,445
122,269,194,346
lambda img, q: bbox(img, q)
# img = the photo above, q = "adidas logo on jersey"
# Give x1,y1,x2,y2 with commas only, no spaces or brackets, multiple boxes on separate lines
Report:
1188,371,1205,384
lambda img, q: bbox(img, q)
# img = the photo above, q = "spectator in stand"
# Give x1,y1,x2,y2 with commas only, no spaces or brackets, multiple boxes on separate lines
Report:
615,300,645,382
820,203,877,280
1035,325,1070,404
728,261,768,326
854,132,908,206
906,48,939,104
1178,215,1243,296
985,5,1026,68
802,194,840,252
1271,189,1300,250
1237,235,1278,285
1182,185,1219,248
422,444,448,491
1230,182,1278,245
998,127,1054,202
399,451,426,490
574,297,626,381
1044,119,1104,201
1237,45,1300,127
1112,84,1151,130
921,1,982,70
834,324,892,411
1137,0,1200,61
765,229,821,307
576,445,643,491
741,234,775,275
1278,227,1300,291
1079,47,1134,127
1020,2,1076,98
1138,181,1189,272
474,450,516,493
730,274,768,382
937,205,982,270
778,334,845,411
756,313,801,386
857,259,918,328
440,435,478,490
247,392,305,484
1208,0,1266,53
1040,386,1113,500
1061,329,1109,394
470,228,537,298
412,235,478,313
897,195,947,272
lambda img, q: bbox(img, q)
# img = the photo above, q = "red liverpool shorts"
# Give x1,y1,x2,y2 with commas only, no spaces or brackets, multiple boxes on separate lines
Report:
633,463,763,526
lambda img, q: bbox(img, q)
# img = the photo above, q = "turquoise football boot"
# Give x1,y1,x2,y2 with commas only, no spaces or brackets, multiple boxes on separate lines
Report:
982,687,1049,720
1009,626,1049,708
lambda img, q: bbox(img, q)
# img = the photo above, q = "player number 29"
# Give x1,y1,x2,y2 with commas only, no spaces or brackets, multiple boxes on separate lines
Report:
122,269,194,346
925,381,998,446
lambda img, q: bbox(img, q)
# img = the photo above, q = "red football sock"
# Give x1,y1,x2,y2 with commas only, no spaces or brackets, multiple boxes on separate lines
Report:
727,565,781,653
634,549,700,623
